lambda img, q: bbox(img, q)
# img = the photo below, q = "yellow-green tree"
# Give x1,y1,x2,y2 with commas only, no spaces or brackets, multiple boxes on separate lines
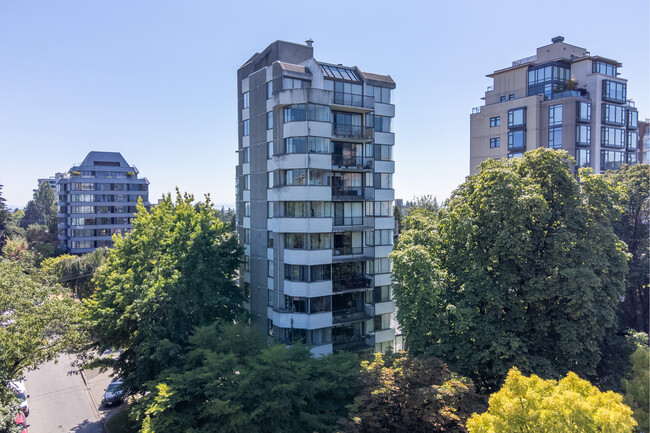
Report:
623,345,649,432
467,368,637,433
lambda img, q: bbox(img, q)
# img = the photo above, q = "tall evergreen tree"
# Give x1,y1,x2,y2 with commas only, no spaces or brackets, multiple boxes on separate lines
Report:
0,185,9,251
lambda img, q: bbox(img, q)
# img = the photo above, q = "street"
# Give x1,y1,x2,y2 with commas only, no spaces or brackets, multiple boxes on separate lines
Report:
23,353,115,433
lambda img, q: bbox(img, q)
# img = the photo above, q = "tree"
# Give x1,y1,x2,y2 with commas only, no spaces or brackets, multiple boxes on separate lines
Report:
0,399,22,433
346,352,485,433
138,324,359,433
466,368,637,433
0,258,84,404
84,191,244,395
623,344,649,432
605,164,649,333
392,149,627,391
20,182,57,235
41,249,107,300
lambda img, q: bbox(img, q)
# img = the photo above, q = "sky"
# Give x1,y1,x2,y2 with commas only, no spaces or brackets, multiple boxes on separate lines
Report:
1,0,648,209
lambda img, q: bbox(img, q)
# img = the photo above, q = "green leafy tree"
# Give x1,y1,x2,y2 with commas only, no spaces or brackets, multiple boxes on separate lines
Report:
346,352,485,433
392,149,627,391
0,258,85,403
623,344,649,432
605,164,649,333
138,324,359,433
84,191,244,395
20,182,57,235
0,399,22,433
467,368,637,433
41,249,107,300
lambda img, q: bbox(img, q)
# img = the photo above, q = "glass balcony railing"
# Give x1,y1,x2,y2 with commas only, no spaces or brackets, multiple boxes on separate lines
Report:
332,276,372,292
332,186,363,198
331,155,374,170
333,246,364,256
331,124,374,140
330,92,374,109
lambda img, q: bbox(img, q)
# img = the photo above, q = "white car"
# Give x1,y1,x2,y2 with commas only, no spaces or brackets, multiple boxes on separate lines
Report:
10,381,29,416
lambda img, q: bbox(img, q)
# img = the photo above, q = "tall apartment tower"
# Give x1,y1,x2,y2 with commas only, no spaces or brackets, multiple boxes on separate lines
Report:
470,37,640,174
236,40,398,355
57,151,149,254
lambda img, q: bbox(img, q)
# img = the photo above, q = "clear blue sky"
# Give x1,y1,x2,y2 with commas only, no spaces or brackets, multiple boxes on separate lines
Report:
1,0,648,209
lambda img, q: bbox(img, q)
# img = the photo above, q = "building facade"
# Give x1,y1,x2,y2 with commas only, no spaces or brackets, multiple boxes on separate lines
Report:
236,40,398,355
470,37,640,174
56,151,149,254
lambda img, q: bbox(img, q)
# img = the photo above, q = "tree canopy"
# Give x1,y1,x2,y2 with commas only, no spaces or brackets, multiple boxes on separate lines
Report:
41,249,107,300
346,352,485,433
466,368,637,433
84,191,244,394
0,185,9,251
623,343,649,432
138,324,359,433
391,149,627,390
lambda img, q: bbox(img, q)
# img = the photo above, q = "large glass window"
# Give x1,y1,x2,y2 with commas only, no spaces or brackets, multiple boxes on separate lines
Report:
367,85,393,104
628,110,638,129
528,63,570,96
284,137,331,154
267,81,273,99
490,138,500,148
309,233,332,249
243,92,249,109
548,127,562,149
508,130,526,150
577,101,591,122
243,119,249,136
374,144,393,161
490,116,500,127
593,61,617,77
508,108,526,128
334,202,363,225
576,149,591,168
325,80,363,106
311,264,332,281
600,150,624,171
576,125,591,146
627,131,638,151
548,104,562,126
601,127,625,148
267,111,273,130
285,233,307,249
374,202,392,217
283,77,310,89
284,264,308,282
373,173,393,189
374,116,392,133
602,104,626,126
602,80,626,103
284,104,330,123
283,169,307,186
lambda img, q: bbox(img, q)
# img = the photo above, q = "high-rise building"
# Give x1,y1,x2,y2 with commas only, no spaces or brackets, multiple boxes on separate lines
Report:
33,174,63,199
56,151,149,254
639,119,649,164
470,37,640,174
236,40,398,355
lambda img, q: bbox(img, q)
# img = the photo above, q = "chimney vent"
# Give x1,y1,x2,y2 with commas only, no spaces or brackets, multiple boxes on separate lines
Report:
551,36,564,44
305,39,314,47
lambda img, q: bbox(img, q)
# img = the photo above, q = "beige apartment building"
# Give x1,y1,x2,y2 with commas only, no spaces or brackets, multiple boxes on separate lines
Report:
470,37,640,174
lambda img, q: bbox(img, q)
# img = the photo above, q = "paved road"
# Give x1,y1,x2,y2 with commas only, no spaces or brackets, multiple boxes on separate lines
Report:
24,353,114,433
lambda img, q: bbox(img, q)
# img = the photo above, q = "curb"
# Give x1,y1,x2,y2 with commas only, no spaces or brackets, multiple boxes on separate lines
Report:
81,368,109,433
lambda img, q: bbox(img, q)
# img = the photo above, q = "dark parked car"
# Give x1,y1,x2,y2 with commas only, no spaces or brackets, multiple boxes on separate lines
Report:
101,379,124,407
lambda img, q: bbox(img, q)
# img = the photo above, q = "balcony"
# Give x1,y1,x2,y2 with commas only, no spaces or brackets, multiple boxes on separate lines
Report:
331,155,374,170
332,307,371,324
332,216,374,231
332,334,370,351
547,90,588,100
332,276,373,293
333,246,364,256
331,124,374,141
329,92,375,111
332,186,363,200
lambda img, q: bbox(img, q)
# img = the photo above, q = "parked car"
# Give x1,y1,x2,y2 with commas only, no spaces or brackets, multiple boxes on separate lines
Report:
15,411,28,433
101,379,124,407
10,381,29,416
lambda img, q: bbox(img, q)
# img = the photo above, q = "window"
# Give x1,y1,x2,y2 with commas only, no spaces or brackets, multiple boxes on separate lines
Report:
508,94,514,100
242,174,249,190
283,77,310,89
508,130,526,150
334,202,363,226
490,116,500,127
576,125,591,146
508,152,524,159
268,172,274,189
593,61,617,77
374,313,391,331
600,150,624,171
243,228,250,244
284,104,330,122
602,80,626,103
283,169,307,186
244,202,250,217
242,147,250,163
243,119,250,136
628,110,638,129
374,258,392,274
282,201,308,217
374,144,393,161
308,169,331,186
310,233,331,249
374,115,392,133
367,85,393,104
549,127,562,149
374,202,392,217
548,104,562,126
602,104,626,126
243,92,249,109
576,149,591,168
267,141,273,159
577,101,591,122
372,230,393,246
500,96,506,102
284,136,331,154
374,173,393,189
627,153,638,165
601,127,625,148
285,296,307,313
310,296,331,314
311,264,331,281
527,63,570,97
508,108,526,128
374,286,391,303
285,233,307,249
267,111,273,130
284,264,308,281
267,81,273,99
267,231,274,248
627,131,638,150
243,255,250,271
268,261,274,278
268,291,274,308
326,80,364,106
268,201,274,218
490,137,501,148
309,201,332,217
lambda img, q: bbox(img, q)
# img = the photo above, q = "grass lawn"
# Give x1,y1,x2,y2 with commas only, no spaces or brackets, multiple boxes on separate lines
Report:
105,405,139,433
